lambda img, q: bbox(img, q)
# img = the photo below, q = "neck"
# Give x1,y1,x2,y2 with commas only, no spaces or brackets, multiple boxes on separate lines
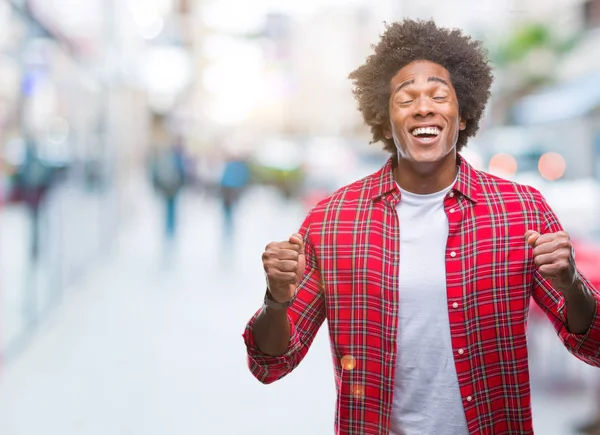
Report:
394,151,458,194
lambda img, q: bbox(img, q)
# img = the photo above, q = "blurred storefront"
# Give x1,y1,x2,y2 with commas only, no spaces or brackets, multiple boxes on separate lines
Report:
0,0,154,363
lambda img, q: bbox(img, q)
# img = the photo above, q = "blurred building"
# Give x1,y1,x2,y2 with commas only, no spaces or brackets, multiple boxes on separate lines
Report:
0,0,197,362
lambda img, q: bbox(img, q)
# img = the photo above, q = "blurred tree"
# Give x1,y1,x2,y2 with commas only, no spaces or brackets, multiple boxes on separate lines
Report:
487,22,583,124
492,24,580,67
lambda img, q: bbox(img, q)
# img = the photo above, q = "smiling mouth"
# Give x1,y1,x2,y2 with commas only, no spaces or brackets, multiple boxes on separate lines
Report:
411,126,441,139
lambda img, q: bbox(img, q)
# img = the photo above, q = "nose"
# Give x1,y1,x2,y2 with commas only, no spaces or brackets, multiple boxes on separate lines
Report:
413,95,435,118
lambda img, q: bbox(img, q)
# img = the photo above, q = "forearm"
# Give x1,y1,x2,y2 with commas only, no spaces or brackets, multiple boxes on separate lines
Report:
564,279,597,334
251,303,292,356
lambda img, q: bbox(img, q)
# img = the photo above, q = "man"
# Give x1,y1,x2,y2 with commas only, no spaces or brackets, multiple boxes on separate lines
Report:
242,19,600,434
219,154,251,236
150,134,187,243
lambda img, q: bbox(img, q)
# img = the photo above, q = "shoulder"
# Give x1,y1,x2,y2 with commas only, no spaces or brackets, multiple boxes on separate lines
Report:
312,169,381,216
475,168,546,204
300,164,385,234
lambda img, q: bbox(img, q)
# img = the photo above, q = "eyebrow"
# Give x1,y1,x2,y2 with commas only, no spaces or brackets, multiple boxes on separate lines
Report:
393,76,450,95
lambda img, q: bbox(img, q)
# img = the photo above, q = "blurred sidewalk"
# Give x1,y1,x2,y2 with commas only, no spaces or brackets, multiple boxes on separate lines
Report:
0,182,596,434
0,183,116,363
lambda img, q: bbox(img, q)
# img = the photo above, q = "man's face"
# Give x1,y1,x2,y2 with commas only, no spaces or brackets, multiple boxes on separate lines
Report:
385,60,465,164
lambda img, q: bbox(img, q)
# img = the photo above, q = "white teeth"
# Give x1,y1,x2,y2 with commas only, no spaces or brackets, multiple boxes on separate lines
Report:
412,127,440,136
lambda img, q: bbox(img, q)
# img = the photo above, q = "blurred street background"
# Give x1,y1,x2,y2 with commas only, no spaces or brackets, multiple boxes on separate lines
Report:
0,0,598,434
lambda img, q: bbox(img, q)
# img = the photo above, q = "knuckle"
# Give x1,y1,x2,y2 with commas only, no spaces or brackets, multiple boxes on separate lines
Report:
263,255,274,265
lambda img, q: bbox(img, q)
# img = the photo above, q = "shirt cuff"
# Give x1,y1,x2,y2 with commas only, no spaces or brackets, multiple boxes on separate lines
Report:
242,309,303,381
557,280,600,359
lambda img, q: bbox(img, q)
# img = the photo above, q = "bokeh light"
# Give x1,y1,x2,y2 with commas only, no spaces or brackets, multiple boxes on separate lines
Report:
488,153,518,177
352,384,365,399
341,354,356,371
538,152,567,181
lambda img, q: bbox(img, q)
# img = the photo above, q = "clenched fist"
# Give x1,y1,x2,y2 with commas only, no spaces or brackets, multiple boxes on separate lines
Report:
526,230,578,294
262,233,306,303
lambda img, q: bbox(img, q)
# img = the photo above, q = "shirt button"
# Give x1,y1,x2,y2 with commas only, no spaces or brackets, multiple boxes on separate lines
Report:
450,251,457,258
458,349,465,355
450,208,456,213
467,396,473,402
449,191,455,198
452,302,459,309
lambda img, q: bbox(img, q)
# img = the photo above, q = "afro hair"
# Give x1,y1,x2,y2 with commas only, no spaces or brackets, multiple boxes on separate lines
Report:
349,19,494,153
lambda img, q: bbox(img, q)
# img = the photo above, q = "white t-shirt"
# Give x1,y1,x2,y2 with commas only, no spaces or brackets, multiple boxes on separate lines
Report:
389,182,469,435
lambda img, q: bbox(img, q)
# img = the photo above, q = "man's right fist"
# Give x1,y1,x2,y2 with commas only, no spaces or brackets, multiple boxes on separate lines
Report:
262,233,306,303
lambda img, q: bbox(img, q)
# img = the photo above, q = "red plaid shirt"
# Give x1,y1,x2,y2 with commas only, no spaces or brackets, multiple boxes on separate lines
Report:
243,155,600,434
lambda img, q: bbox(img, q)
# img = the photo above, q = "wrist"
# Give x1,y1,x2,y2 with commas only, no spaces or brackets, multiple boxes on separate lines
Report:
264,289,295,310
561,277,583,298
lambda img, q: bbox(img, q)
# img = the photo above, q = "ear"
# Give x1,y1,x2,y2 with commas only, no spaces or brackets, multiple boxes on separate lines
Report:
459,119,466,131
383,123,392,140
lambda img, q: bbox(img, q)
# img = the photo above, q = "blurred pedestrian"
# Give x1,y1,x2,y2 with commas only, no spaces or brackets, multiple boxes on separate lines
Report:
12,138,53,262
242,19,600,435
219,155,250,236
150,136,187,244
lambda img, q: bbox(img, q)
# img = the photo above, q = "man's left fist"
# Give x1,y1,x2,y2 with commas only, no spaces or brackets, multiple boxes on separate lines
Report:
525,230,578,294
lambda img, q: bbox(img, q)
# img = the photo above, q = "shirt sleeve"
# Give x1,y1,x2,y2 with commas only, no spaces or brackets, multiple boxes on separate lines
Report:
530,192,600,367
242,210,327,384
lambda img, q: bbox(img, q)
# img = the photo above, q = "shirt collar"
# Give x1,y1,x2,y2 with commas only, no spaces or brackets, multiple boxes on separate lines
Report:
453,154,481,204
368,153,481,204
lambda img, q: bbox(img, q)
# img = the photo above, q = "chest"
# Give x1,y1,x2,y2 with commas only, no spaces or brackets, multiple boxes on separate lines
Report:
316,199,536,346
